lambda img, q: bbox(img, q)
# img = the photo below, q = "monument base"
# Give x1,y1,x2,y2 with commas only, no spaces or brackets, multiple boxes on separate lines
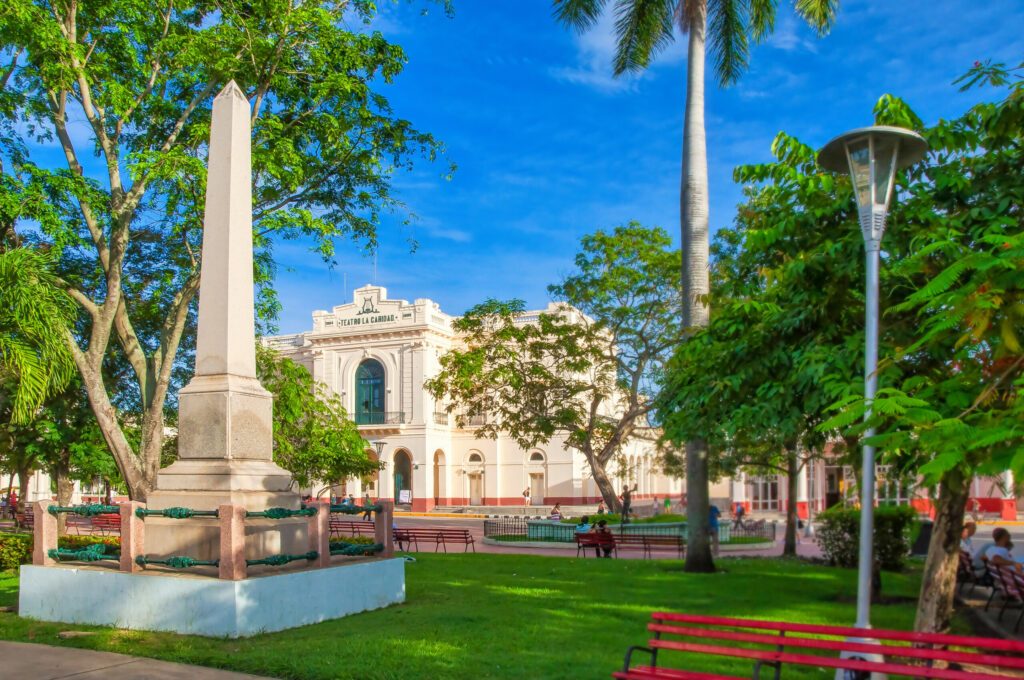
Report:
19,558,405,638
141,515,308,560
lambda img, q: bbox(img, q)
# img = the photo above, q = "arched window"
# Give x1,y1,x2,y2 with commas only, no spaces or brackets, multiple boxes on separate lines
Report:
468,452,483,463
529,452,544,463
355,359,385,424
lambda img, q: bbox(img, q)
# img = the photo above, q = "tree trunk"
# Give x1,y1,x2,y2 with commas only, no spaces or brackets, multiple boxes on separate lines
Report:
914,467,970,633
784,448,799,557
681,4,714,574
16,465,29,508
589,454,623,513
54,457,74,536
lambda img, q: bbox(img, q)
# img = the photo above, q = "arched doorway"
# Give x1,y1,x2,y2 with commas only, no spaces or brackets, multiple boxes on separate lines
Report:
355,359,385,425
466,452,484,505
393,449,412,504
433,450,446,505
527,451,546,505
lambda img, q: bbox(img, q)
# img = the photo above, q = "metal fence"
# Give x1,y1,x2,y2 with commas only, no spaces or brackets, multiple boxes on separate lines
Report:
729,519,777,542
484,516,778,544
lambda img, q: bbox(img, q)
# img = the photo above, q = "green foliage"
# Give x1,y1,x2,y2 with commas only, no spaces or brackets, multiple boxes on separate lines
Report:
256,344,377,488
559,513,687,525
0,532,118,570
0,249,76,423
817,505,917,571
0,0,449,497
425,223,681,509
0,533,30,570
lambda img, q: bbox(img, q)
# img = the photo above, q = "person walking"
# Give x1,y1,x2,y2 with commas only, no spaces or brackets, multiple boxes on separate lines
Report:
620,484,637,525
362,491,373,520
708,503,721,556
523,487,531,507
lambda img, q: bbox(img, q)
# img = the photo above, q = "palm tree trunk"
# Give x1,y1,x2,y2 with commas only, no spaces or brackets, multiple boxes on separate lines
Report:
682,2,714,573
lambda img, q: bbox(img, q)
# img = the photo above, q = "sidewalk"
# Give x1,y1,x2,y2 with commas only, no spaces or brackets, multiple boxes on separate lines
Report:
0,641,272,680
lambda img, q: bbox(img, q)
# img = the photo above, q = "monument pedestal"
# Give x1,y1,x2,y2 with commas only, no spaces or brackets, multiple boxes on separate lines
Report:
20,559,406,638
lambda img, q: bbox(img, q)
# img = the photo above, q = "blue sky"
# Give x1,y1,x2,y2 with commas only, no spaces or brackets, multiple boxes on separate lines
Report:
272,1,1024,333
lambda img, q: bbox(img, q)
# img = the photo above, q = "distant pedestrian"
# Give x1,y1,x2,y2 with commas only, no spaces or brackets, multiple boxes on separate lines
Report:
620,484,636,525
664,497,672,514
733,502,746,529
709,504,721,556
596,501,606,515
362,492,373,520
653,496,660,515
523,487,531,507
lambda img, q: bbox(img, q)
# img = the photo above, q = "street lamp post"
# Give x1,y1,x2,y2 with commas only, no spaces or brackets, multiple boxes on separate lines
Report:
818,126,927,629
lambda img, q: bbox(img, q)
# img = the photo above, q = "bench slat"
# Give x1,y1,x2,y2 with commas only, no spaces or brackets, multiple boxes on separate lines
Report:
613,666,743,680
647,623,1024,671
648,639,1006,680
651,612,1024,654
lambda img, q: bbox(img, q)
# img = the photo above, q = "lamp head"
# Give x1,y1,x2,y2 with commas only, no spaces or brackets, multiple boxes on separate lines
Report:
818,125,928,245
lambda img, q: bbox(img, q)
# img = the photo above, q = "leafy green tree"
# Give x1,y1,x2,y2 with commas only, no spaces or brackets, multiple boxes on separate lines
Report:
0,0,448,500
552,0,840,571
256,344,377,490
823,61,1024,633
426,223,681,510
0,249,76,423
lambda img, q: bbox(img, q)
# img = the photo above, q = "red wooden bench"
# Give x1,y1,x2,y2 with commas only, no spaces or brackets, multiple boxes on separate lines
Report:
91,513,121,536
15,508,33,532
613,612,1024,679
394,528,475,553
329,519,376,539
984,563,1024,631
576,532,616,558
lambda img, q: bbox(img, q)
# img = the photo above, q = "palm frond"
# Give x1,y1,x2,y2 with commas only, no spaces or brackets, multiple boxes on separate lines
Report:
794,0,838,36
612,0,679,75
749,0,778,43
708,0,750,86
553,0,611,32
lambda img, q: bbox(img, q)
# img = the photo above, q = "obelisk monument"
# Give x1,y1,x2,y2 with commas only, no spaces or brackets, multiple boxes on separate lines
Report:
146,81,302,557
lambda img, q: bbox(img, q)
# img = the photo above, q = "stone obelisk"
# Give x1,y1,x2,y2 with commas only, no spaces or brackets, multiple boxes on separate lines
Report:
145,81,302,558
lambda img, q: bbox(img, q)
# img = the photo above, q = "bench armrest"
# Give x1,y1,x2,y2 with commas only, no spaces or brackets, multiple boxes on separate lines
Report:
622,645,655,673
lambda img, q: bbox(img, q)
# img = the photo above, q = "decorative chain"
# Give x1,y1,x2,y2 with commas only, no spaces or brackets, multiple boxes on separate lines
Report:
246,507,318,519
329,504,382,515
246,551,318,567
329,542,384,556
47,504,120,517
135,507,220,520
135,555,220,569
48,543,120,562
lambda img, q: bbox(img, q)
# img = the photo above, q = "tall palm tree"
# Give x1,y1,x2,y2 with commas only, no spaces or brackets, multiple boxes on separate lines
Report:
0,248,76,423
553,0,838,572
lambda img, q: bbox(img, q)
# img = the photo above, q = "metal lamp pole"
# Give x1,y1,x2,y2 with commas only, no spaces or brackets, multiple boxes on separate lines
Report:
818,126,927,629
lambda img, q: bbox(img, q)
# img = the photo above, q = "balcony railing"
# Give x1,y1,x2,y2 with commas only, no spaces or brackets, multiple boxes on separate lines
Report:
459,414,487,427
433,412,449,426
354,412,407,426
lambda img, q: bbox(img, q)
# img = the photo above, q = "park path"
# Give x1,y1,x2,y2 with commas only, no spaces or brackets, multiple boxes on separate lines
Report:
393,515,825,559
0,641,272,680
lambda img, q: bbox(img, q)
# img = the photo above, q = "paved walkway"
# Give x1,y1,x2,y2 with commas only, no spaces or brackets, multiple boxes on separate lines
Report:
0,641,272,680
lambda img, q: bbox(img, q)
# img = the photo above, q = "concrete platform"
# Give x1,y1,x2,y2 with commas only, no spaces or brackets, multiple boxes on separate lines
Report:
19,557,405,638
0,641,271,679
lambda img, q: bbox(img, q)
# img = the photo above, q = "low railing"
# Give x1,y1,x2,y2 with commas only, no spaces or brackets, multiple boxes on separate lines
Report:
32,498,396,580
354,411,407,426
459,414,487,427
433,411,449,426
729,519,777,542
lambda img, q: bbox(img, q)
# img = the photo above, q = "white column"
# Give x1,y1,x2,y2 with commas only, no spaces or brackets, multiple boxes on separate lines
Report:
1004,470,1015,499
797,464,808,504
731,473,746,507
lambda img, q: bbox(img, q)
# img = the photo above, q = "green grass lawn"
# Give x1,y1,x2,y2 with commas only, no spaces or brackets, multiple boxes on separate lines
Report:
0,555,923,680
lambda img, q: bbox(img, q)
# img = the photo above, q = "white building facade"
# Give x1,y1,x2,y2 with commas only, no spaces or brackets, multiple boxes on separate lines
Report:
266,285,681,511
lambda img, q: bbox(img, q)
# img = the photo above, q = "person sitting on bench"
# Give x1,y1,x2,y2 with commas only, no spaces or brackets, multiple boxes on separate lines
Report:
575,515,592,533
983,528,1023,572
592,520,613,558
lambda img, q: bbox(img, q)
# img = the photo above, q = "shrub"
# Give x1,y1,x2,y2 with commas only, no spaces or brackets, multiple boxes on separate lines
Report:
0,534,32,570
0,533,121,570
817,505,917,571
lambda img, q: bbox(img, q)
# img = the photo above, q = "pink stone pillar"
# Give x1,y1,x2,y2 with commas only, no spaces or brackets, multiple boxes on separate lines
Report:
218,504,247,580
308,501,331,568
375,500,394,558
119,502,145,573
33,501,57,566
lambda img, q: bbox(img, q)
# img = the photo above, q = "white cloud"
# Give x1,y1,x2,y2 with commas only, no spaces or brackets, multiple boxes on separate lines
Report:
549,7,685,94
